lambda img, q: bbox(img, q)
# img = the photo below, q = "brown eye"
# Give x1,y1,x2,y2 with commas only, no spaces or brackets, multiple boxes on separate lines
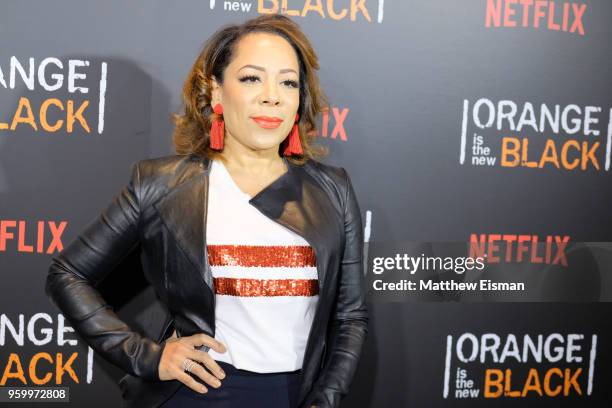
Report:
283,80,299,88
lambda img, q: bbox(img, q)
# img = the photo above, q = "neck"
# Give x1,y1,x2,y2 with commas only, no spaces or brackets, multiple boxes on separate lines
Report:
217,133,286,175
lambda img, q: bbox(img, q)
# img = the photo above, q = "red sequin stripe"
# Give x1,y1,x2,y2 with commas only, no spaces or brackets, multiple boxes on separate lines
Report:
207,245,316,267
214,277,319,297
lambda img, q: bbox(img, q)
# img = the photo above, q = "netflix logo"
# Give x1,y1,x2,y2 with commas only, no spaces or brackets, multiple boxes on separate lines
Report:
469,233,570,266
309,105,350,142
0,220,67,254
485,0,587,36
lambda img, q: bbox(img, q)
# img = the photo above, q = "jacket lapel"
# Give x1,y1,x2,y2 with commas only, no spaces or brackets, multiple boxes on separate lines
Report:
152,155,341,295
152,158,211,291
249,161,341,293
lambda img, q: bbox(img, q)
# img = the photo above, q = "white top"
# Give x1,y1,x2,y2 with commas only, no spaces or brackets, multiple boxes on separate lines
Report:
206,158,319,373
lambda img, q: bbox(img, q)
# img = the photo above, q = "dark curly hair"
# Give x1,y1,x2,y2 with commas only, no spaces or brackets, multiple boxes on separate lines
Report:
172,14,329,165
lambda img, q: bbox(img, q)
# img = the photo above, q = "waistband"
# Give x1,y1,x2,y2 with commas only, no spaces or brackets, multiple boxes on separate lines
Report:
216,361,301,377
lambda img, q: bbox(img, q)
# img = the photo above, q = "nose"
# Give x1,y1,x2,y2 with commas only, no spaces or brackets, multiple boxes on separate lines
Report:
259,80,280,106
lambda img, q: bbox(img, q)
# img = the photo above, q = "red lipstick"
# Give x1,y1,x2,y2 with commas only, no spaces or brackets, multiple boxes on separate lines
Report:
251,116,283,129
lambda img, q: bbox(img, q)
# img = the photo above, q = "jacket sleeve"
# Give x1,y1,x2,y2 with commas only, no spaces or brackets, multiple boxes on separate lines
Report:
308,168,369,408
45,161,165,381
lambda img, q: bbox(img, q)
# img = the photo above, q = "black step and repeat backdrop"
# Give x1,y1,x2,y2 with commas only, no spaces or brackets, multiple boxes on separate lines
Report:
1,1,611,407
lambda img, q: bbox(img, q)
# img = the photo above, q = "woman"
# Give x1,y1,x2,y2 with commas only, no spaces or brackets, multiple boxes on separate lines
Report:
45,14,367,408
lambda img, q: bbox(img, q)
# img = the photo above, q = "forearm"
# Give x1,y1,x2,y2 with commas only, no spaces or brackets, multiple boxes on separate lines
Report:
308,314,368,408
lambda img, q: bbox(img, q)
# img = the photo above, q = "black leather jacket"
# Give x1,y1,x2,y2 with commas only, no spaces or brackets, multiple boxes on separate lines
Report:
45,153,368,408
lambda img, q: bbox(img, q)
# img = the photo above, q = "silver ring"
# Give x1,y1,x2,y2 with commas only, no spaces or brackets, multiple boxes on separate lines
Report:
196,345,211,353
182,358,197,373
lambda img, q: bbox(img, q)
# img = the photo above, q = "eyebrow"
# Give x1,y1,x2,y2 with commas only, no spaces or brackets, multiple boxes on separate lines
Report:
238,64,297,75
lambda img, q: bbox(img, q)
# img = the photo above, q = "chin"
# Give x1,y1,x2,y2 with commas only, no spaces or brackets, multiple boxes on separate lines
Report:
248,138,285,151
252,144,283,153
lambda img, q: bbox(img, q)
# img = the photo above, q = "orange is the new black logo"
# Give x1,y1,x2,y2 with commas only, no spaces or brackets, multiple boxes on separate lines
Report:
443,332,598,399
1,313,95,386
207,0,385,23
459,98,612,172
0,57,107,135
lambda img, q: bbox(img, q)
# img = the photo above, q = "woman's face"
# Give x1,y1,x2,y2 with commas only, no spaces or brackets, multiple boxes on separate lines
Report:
211,32,301,154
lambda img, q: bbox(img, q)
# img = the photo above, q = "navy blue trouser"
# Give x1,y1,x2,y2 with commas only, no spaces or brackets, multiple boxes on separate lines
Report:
159,361,301,408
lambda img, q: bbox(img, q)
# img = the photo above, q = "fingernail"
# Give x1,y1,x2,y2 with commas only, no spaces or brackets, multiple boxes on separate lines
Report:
219,371,226,379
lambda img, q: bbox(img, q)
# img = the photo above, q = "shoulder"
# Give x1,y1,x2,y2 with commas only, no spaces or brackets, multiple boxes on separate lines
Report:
305,159,347,183
302,159,352,208
134,153,205,184
136,153,201,179
131,153,203,203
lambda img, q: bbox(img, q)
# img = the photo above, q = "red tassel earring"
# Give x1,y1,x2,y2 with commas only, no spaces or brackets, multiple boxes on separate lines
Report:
210,103,224,150
283,113,303,156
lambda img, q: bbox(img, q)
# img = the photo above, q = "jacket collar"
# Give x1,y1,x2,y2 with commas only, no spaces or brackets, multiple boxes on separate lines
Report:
152,155,331,294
